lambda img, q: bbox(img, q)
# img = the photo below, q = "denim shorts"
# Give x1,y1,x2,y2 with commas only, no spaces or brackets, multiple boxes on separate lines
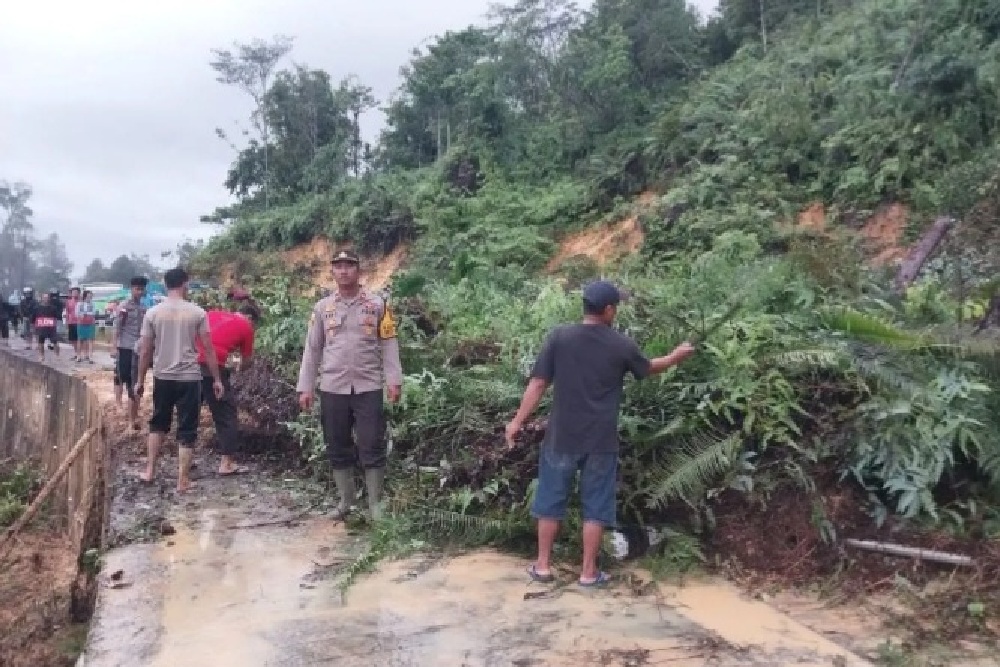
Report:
531,445,618,527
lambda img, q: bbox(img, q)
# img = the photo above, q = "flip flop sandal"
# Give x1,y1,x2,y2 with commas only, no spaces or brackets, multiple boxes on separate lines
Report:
527,564,555,583
217,466,251,477
578,571,612,588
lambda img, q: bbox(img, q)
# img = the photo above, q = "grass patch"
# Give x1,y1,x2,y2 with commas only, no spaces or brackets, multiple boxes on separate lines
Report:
0,460,41,528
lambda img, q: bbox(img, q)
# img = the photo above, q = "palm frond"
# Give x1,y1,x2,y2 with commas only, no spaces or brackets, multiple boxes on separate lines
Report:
767,347,845,370
975,443,1000,487
820,307,931,349
338,545,387,593
417,507,515,536
849,354,923,397
645,431,744,509
388,499,520,539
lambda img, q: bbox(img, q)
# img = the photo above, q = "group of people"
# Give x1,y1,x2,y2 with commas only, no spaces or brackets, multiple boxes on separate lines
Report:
0,286,98,362
65,287,99,363
119,269,258,492
89,248,696,588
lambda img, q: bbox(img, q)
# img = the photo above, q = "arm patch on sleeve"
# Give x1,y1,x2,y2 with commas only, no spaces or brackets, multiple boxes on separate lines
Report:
378,304,397,339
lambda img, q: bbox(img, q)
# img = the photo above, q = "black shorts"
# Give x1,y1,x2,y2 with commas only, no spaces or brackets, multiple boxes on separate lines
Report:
114,348,138,397
67,324,79,342
149,378,201,445
36,327,57,346
0,320,8,339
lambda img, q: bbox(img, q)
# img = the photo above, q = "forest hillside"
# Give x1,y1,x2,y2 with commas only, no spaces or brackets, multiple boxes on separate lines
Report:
196,0,1000,622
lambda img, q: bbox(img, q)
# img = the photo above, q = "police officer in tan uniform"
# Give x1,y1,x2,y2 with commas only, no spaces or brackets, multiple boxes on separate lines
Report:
297,249,403,520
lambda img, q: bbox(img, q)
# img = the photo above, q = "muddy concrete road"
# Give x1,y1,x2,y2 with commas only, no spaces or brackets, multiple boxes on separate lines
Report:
80,503,871,667
26,342,871,667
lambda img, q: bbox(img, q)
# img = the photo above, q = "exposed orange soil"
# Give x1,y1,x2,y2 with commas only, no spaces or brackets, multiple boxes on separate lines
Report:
281,236,336,271
361,244,409,291
220,238,408,293
545,191,657,273
860,202,910,266
790,201,911,267
796,201,827,232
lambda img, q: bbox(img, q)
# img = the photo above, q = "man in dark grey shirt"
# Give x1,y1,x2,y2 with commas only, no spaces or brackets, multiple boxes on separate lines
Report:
114,276,149,430
506,280,696,587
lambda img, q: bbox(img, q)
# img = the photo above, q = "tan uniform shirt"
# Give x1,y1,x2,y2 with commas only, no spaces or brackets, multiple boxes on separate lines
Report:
140,298,210,382
296,289,403,395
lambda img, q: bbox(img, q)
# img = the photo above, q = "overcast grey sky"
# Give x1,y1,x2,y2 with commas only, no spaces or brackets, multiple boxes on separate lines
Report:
0,0,718,280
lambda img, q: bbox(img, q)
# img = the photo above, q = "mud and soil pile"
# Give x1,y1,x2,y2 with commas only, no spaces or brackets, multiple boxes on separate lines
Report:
710,469,1000,642
229,359,300,457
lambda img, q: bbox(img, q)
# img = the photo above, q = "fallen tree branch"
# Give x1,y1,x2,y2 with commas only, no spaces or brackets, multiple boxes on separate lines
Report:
226,507,315,530
0,427,100,554
844,538,973,567
893,216,954,293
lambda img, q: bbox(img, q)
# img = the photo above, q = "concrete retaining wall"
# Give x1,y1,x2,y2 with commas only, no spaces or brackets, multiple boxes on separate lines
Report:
0,349,108,551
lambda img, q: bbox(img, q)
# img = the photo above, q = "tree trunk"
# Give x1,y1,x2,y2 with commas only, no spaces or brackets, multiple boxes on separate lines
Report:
760,0,768,51
893,216,954,293
436,111,442,162
353,109,361,178
844,539,973,567
973,293,1000,334
892,0,928,91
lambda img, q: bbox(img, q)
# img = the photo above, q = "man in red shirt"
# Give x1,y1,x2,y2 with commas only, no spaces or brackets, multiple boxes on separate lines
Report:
196,302,258,476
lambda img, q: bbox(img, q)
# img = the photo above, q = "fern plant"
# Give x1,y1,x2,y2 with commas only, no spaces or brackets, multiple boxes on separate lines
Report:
642,431,746,510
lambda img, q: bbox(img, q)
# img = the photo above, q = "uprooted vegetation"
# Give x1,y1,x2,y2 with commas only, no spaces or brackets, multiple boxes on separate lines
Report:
190,0,1000,651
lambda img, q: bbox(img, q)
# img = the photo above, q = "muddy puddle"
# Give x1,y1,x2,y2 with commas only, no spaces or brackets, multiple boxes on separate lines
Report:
81,504,871,667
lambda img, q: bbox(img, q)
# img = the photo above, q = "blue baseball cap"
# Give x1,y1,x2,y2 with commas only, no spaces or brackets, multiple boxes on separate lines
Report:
582,280,623,310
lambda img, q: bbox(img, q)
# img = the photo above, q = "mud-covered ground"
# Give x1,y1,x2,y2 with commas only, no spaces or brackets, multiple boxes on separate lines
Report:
0,530,88,667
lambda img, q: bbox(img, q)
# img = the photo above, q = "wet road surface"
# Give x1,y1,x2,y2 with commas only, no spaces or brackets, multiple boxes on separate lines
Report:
80,505,871,667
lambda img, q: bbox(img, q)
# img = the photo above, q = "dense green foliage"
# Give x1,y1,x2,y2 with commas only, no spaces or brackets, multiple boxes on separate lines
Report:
0,461,40,528
201,0,1000,548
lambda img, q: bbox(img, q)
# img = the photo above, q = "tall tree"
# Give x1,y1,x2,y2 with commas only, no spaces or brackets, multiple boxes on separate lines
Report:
380,28,503,168
160,239,206,267
210,35,295,210
488,0,583,119
265,66,354,193
214,62,364,203
0,181,37,294
81,254,158,286
80,259,107,284
33,233,73,293
336,76,378,177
